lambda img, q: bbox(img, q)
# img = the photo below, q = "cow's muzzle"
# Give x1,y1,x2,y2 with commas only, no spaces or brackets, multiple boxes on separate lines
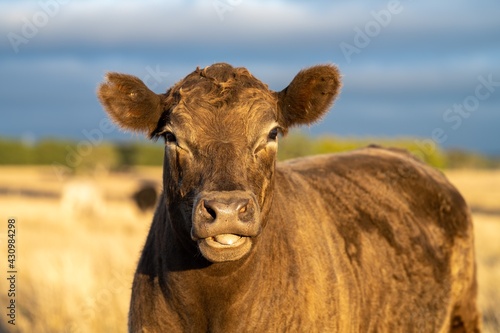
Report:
191,191,261,262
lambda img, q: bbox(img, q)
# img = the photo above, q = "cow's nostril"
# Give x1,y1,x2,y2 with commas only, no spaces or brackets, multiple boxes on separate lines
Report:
237,199,249,214
203,201,217,220
198,196,254,225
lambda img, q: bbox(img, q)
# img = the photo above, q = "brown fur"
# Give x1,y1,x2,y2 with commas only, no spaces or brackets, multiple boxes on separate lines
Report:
98,72,165,134
277,64,342,129
97,63,480,332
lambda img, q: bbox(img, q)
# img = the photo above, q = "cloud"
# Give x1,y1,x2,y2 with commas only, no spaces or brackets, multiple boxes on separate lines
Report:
1,0,497,55
0,0,499,154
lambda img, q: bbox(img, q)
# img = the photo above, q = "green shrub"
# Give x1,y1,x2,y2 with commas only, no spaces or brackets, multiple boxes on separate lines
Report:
278,132,447,169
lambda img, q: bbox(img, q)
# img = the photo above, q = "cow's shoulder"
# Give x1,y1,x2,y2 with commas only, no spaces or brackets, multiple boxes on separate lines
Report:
276,146,470,238
278,145,448,195
279,145,423,177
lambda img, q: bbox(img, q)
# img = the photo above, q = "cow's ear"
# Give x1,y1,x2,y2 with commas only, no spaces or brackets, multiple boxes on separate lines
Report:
97,72,164,136
277,65,341,129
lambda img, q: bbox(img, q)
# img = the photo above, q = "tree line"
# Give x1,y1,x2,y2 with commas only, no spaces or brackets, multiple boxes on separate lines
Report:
0,134,498,174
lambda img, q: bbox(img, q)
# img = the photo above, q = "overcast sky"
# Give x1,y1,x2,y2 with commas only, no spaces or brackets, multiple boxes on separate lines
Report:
1,0,499,154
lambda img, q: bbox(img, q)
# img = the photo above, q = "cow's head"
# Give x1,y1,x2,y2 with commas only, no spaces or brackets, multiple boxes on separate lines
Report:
98,63,341,263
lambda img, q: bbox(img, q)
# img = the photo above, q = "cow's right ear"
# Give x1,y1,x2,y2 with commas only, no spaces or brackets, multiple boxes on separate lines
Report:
97,72,165,136
276,65,341,130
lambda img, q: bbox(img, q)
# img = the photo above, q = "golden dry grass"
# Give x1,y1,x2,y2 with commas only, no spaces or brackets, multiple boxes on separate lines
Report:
0,166,155,333
446,169,500,212
435,170,500,333
0,166,498,332
473,214,500,333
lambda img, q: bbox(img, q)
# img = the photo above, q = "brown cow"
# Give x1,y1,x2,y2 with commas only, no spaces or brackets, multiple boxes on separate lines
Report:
98,63,480,332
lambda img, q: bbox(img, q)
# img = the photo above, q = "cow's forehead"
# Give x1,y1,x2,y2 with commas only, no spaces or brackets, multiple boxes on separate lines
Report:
172,64,274,108
175,63,270,90
169,92,277,146
167,68,278,138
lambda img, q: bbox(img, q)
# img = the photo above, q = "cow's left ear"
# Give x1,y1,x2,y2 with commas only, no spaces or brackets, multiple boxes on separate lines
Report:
276,65,341,130
97,72,165,136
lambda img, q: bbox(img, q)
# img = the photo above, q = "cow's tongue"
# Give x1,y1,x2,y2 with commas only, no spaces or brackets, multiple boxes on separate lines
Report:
213,234,242,245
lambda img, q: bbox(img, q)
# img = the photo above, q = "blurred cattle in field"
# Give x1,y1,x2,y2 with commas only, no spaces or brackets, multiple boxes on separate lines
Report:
132,181,159,212
60,180,105,218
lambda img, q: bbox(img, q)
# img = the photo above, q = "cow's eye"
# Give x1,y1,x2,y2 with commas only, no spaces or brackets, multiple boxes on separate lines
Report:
163,132,177,144
268,127,280,142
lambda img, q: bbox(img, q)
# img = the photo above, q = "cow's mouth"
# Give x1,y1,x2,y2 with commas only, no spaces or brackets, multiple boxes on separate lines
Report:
198,234,252,263
207,234,244,247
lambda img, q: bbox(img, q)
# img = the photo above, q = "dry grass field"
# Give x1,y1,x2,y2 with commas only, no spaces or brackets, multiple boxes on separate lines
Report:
0,166,499,332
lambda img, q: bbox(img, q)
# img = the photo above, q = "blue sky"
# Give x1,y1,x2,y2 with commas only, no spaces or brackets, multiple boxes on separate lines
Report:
1,0,499,154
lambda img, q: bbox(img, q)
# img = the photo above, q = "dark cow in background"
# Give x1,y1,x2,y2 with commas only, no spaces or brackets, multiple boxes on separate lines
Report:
98,63,480,332
132,181,159,212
